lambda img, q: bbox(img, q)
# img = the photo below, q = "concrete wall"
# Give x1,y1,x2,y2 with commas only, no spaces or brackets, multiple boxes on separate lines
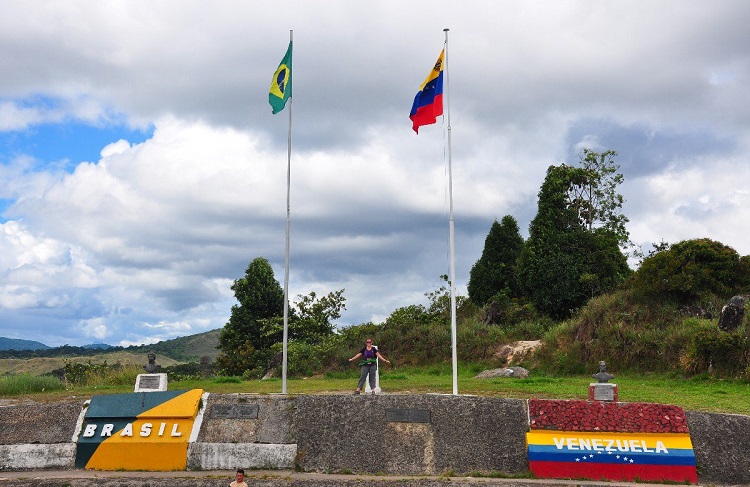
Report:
686,410,750,485
0,401,84,470
3,392,750,486
295,394,529,475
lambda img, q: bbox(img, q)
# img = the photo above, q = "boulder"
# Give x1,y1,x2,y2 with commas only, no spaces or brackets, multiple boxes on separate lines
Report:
718,295,746,332
474,366,529,379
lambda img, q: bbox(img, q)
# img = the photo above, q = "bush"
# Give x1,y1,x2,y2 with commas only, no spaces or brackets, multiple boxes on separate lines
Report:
632,238,750,304
684,327,749,377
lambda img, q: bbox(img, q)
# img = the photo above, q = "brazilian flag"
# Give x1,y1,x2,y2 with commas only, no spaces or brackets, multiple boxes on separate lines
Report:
269,41,292,114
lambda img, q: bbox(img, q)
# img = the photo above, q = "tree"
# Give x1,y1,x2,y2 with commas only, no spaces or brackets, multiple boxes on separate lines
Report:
566,149,629,245
216,257,284,375
518,164,630,318
631,238,750,304
467,216,524,306
257,290,346,347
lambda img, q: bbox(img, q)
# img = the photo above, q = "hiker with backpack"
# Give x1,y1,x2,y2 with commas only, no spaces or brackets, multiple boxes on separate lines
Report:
349,338,390,394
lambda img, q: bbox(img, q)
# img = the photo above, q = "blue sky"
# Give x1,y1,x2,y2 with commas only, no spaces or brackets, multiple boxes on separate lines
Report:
1,1,749,347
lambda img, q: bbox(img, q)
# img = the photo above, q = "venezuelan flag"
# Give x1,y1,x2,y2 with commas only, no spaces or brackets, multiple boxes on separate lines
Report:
409,49,444,133
527,430,698,483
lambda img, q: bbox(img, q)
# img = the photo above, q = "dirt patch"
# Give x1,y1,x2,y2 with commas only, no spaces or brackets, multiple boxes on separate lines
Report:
494,340,541,365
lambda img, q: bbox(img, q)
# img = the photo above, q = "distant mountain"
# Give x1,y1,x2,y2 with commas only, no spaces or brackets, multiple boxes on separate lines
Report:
0,337,51,351
0,329,221,362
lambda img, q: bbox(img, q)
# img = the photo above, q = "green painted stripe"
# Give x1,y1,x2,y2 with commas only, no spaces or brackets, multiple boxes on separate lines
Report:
85,390,189,418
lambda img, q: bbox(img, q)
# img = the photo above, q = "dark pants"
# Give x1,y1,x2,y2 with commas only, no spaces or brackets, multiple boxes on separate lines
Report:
357,363,376,390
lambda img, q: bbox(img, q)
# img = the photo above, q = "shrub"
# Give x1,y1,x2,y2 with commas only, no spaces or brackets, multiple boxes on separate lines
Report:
632,238,750,304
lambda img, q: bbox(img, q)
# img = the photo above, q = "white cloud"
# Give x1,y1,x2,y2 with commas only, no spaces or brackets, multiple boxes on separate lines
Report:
1,1,749,346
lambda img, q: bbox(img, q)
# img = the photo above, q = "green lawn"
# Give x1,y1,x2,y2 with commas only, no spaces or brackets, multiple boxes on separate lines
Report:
8,365,750,415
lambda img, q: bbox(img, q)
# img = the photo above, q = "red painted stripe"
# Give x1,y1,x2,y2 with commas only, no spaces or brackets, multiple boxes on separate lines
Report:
529,460,698,483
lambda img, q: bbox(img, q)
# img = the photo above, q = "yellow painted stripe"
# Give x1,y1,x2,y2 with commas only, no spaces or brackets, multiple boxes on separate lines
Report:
137,388,203,419
527,430,693,450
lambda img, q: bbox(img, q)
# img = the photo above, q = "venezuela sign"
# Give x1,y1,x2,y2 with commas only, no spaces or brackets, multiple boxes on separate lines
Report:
527,430,696,482
76,389,204,470
527,399,697,483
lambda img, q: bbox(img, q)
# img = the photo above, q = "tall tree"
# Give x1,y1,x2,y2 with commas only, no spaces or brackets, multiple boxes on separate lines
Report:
518,164,629,318
217,257,284,375
566,149,629,245
467,216,524,306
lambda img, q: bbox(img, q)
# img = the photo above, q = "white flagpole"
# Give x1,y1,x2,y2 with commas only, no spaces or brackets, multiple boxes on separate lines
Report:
282,29,293,395
443,28,458,396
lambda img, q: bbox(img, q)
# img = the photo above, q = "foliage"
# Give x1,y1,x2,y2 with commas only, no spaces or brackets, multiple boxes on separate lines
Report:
684,327,749,377
218,257,285,368
531,287,750,377
467,216,525,306
567,149,629,244
631,238,750,304
217,256,347,376
0,374,64,395
518,164,630,318
61,360,141,387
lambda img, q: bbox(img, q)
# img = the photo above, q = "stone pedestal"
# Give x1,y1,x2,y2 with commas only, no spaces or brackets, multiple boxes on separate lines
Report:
135,373,168,392
588,382,618,402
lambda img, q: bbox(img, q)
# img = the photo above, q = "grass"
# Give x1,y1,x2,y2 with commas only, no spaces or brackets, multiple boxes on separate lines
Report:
4,364,750,415
0,373,66,395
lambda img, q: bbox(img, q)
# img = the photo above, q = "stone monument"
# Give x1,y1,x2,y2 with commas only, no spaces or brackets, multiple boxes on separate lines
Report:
135,351,168,392
588,360,618,402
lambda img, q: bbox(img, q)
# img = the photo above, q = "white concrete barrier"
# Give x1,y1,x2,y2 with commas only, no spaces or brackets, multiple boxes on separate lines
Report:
187,443,297,470
0,443,76,470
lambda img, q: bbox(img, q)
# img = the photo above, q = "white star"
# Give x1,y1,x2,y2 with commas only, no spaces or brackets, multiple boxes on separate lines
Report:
589,454,594,458
575,458,580,462
624,457,629,461
607,451,612,455
630,459,634,463
616,455,620,459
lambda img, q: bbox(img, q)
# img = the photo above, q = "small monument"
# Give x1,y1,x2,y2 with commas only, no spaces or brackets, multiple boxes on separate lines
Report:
135,351,167,392
588,360,618,402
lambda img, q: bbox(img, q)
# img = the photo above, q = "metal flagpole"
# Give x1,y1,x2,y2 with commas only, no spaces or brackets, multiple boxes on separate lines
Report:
282,29,293,395
443,28,458,396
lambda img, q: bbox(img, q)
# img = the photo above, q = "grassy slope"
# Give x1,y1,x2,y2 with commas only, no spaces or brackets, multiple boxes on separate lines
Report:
7,366,750,415
0,351,183,376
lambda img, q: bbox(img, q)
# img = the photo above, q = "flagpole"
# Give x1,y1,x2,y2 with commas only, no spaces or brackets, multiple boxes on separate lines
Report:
443,28,458,396
282,29,293,395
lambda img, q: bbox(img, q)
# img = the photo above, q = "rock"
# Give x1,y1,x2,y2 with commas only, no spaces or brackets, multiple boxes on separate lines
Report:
718,295,746,332
261,351,283,380
474,366,529,379
494,340,541,365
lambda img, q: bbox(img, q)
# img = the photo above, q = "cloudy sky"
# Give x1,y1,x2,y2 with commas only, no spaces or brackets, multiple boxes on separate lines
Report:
1,1,749,347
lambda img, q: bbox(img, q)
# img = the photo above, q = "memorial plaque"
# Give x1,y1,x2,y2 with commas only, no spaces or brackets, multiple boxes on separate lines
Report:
138,375,161,390
386,408,431,423
211,404,259,419
134,373,167,392
592,384,615,401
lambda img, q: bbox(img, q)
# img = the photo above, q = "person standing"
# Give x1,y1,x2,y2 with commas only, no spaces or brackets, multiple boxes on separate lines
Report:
231,468,248,487
349,338,390,394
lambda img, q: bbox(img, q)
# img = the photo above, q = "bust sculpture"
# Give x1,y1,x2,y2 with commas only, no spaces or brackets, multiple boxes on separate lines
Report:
592,360,614,383
144,351,160,373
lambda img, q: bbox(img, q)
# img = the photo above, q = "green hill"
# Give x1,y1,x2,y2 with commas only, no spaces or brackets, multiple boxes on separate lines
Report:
0,337,51,351
125,329,221,362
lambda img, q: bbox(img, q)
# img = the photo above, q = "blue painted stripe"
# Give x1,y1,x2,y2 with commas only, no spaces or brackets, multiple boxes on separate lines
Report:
528,445,695,466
